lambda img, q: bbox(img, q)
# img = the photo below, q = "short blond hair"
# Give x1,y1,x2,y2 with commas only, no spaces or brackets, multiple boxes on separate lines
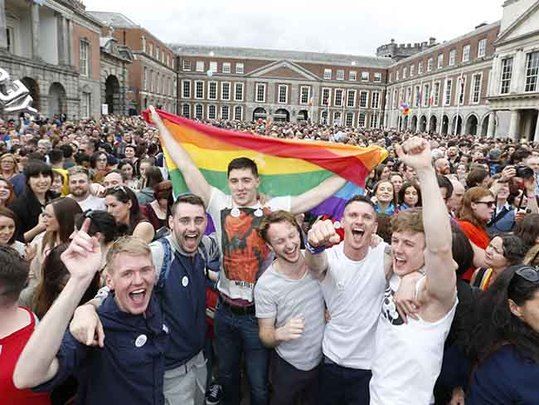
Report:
105,236,151,273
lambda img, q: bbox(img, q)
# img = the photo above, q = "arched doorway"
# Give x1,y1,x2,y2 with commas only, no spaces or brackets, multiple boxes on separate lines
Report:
105,75,121,114
452,115,463,135
480,115,489,136
274,108,290,123
297,110,308,122
429,115,437,133
465,114,479,136
403,115,409,131
21,77,40,111
252,107,267,121
48,82,66,118
441,115,449,135
411,115,418,132
419,115,427,133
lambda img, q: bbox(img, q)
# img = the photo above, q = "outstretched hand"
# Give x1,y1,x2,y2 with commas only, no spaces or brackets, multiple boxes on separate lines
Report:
148,105,164,128
61,218,102,281
395,137,432,171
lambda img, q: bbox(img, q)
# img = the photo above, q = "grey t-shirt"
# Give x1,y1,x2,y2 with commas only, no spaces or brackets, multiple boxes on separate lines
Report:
254,262,325,371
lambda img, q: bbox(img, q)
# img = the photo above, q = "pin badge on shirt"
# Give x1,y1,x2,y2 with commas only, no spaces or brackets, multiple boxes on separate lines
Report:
254,208,263,217
135,334,147,348
231,207,240,217
182,276,189,287
334,221,342,229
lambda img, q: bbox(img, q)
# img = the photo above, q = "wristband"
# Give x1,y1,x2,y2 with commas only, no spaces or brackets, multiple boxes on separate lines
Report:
304,239,326,255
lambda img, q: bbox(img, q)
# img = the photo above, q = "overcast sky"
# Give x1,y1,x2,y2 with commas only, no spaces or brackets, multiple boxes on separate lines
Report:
84,0,504,55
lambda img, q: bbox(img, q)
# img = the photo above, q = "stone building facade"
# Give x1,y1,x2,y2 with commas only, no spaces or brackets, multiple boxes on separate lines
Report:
171,45,391,128
0,0,103,119
88,11,177,115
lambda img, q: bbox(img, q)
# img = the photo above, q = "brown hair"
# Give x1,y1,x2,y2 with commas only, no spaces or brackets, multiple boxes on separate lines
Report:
391,207,424,234
0,206,18,244
42,197,83,253
458,187,493,229
259,210,300,244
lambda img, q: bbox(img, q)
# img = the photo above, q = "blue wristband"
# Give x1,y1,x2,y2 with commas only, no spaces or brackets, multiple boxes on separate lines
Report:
304,240,326,255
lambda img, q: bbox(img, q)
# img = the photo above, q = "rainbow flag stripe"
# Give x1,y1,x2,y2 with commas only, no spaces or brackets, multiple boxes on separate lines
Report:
145,109,388,217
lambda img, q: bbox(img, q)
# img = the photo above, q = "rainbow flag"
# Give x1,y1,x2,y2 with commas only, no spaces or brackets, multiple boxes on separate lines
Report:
143,109,387,218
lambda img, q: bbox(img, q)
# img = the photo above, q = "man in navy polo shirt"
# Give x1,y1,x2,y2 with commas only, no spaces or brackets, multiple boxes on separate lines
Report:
69,194,215,405
14,222,168,404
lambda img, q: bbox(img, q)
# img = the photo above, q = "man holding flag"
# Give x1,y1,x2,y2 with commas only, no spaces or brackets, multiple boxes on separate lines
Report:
149,106,350,405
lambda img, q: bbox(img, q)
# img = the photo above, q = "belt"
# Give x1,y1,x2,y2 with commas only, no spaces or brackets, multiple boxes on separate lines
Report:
218,297,256,315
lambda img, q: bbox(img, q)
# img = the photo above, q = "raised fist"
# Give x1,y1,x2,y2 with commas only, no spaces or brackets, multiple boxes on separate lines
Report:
307,219,341,248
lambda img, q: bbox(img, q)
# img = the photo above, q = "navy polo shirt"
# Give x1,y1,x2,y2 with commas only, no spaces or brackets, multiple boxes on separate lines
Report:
153,237,207,370
35,293,168,405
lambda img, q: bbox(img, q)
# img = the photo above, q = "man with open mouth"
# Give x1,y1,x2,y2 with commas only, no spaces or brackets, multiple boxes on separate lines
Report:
14,221,168,404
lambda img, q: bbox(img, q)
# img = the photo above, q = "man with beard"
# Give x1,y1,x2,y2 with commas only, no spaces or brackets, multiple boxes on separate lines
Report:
434,157,451,176
69,194,218,405
255,211,325,405
67,166,106,211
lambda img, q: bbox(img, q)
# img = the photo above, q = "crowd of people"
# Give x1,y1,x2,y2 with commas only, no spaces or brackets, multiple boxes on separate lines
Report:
1,108,538,405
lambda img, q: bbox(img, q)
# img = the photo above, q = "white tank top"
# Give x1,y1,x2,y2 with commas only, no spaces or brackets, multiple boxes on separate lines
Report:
321,242,387,369
369,275,457,405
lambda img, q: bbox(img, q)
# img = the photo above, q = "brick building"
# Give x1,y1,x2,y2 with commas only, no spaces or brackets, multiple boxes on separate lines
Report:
171,45,391,128
88,11,177,115
0,0,103,118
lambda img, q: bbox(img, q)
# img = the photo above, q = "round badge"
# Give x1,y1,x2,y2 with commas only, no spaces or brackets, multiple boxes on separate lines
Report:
333,221,341,229
231,208,240,217
254,208,263,217
182,276,189,287
135,334,147,348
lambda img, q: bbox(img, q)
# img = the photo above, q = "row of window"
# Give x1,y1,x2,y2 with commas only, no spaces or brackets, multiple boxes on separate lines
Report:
322,69,382,83
141,36,175,69
500,51,539,94
392,39,488,82
182,60,244,75
320,88,381,109
143,68,176,96
390,73,483,109
182,81,245,101
181,103,244,121
320,110,380,128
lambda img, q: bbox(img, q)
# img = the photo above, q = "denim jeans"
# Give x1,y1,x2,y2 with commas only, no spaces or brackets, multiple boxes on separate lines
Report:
320,357,372,405
214,303,269,405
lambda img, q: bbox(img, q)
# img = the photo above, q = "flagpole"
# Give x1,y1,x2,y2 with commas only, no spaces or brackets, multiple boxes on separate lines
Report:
440,75,447,136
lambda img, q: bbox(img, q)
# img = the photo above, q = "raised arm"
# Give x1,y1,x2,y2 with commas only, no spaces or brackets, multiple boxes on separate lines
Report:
290,175,347,215
396,138,456,305
14,219,102,389
149,106,212,205
304,219,340,279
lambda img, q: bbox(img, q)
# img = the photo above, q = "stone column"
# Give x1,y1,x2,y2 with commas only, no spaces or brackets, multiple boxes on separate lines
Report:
66,19,72,66
534,110,539,143
31,2,40,59
511,49,525,93
0,0,7,50
56,13,66,65
508,109,520,141
487,112,497,138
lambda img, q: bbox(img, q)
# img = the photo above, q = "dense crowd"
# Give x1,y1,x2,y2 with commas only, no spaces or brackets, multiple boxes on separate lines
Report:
1,109,539,405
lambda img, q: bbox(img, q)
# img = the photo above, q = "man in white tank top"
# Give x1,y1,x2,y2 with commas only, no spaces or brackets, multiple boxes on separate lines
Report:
369,136,458,405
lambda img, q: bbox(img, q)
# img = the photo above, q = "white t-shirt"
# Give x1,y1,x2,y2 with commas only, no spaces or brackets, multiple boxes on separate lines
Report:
320,241,387,369
369,275,457,405
207,187,291,302
71,194,106,212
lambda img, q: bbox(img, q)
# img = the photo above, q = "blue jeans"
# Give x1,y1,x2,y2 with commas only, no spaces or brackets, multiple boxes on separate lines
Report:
214,303,269,405
320,357,371,405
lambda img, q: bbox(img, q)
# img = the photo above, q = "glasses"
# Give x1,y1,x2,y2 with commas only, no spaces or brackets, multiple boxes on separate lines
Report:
515,266,539,283
474,200,496,208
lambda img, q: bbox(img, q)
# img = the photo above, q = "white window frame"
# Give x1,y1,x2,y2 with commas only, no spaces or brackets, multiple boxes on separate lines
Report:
402,67,407,79
255,83,266,103
470,73,482,104
374,72,382,82
418,62,423,75
361,71,369,81
80,40,89,77
182,59,191,71
346,89,356,108
477,39,487,58
235,63,244,74
195,61,204,72
525,51,539,93
221,105,230,120
207,104,217,120
194,81,204,99
181,103,190,118
359,90,369,108
182,80,191,99
234,82,244,101
222,62,231,74
427,58,433,72
333,111,342,126
233,105,243,120
221,82,231,101
345,111,355,127
410,64,415,77
437,54,444,69
500,57,513,95
336,69,345,80
194,104,203,119
358,112,366,128
462,45,471,63
300,86,311,105
444,78,453,106
333,89,344,107
278,84,288,104
209,61,218,73
208,81,217,100
349,71,357,81
323,68,332,80
449,49,456,66
321,87,331,106
371,91,380,109
433,81,441,106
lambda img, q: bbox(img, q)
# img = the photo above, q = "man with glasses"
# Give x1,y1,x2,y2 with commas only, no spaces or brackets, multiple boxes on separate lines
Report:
67,166,106,211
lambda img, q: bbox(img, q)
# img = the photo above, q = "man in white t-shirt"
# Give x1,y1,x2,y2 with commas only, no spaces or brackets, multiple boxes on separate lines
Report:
150,106,346,405
369,137,458,405
67,166,106,212
255,210,325,405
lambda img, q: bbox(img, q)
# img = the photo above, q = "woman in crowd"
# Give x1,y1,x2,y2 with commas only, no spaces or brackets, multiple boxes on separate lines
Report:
487,179,515,235
89,151,109,184
397,181,421,211
471,234,527,290
137,166,164,205
0,153,19,180
145,180,173,233
0,177,16,207
119,160,139,190
389,172,404,194
372,180,397,215
466,168,490,188
455,163,468,186
374,163,391,182
0,207,26,258
9,161,56,243
515,213,539,250
467,265,539,403
458,187,495,281
104,186,154,243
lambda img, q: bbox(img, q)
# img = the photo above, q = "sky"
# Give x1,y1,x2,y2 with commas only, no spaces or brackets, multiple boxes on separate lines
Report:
83,0,504,56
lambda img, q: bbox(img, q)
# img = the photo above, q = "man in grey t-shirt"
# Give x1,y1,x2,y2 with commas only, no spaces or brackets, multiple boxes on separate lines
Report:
255,210,325,405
